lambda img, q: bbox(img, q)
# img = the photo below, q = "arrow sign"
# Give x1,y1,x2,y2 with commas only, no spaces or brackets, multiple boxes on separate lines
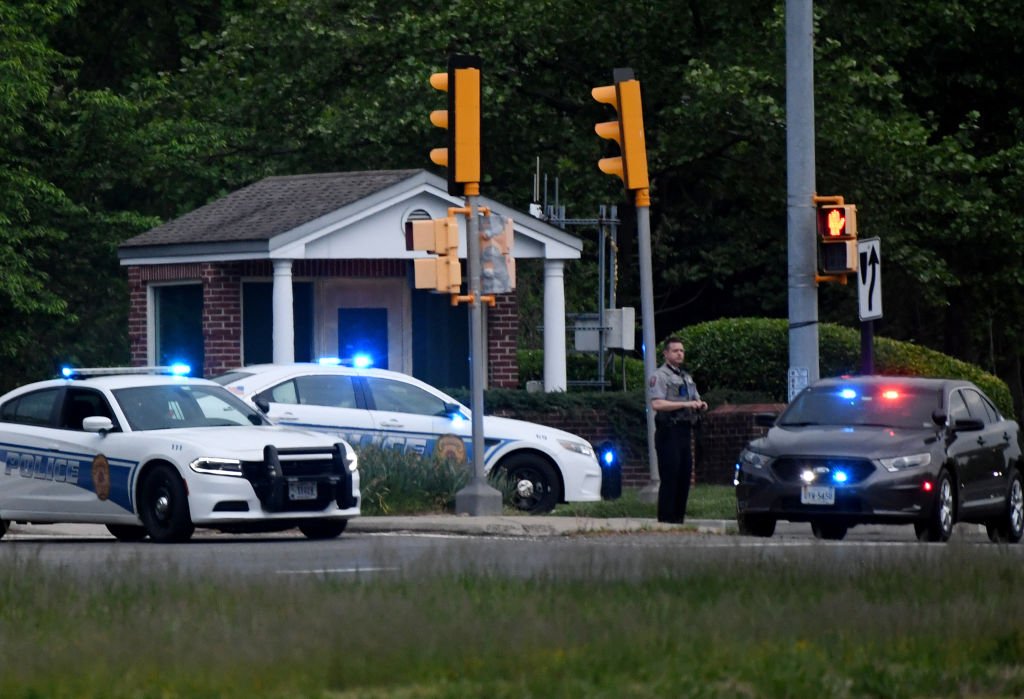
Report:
857,238,882,321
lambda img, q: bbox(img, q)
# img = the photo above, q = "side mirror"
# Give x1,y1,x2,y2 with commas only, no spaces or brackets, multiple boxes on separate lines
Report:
932,410,947,427
254,396,270,414
754,413,778,428
82,416,113,434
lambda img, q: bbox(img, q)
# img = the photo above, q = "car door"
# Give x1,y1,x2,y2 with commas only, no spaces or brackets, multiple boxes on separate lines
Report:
361,376,467,458
0,387,122,519
961,388,1011,510
945,388,990,512
252,373,376,446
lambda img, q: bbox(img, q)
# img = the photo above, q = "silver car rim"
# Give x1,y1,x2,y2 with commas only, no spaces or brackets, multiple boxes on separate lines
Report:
939,478,953,534
1011,479,1023,535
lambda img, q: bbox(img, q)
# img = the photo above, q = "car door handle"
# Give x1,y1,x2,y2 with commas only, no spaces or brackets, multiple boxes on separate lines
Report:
379,419,404,428
1004,432,1012,442
976,436,986,446
278,412,297,420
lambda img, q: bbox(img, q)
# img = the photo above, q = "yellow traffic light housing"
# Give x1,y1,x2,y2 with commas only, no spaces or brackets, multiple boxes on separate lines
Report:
429,54,481,196
405,215,461,293
816,202,858,276
592,68,649,191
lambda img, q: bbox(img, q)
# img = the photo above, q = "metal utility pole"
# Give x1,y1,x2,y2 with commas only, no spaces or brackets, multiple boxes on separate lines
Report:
786,0,820,400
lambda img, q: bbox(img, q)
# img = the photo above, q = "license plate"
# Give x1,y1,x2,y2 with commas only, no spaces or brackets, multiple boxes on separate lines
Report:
288,481,318,501
801,485,835,505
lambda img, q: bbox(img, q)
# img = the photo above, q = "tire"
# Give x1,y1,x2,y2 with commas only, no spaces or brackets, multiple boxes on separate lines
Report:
298,519,348,540
106,524,147,542
494,453,562,514
916,468,955,542
811,521,848,541
737,511,776,538
0,520,7,540
139,465,194,543
986,469,1024,544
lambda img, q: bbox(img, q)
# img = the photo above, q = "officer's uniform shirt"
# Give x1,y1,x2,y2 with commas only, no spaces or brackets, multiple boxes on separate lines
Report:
648,363,701,425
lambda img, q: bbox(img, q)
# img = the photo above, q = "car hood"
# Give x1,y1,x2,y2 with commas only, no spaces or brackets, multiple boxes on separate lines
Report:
750,424,940,459
482,415,591,445
135,424,344,458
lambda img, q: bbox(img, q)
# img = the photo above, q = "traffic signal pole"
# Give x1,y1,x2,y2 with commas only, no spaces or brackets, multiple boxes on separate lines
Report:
455,183,502,515
633,188,659,496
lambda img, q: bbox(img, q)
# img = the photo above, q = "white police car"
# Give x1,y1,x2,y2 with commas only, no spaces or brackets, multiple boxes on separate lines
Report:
0,367,359,542
214,363,603,513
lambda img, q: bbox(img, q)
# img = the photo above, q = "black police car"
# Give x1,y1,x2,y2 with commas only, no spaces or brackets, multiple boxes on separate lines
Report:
734,376,1023,542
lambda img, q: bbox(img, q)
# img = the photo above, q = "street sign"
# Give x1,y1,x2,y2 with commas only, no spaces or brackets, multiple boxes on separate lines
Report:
857,237,882,321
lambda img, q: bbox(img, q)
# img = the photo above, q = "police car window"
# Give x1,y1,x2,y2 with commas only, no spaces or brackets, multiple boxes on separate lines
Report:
0,388,60,427
947,390,970,423
115,385,260,430
60,388,116,431
260,380,298,405
962,389,995,424
293,375,357,409
366,378,446,416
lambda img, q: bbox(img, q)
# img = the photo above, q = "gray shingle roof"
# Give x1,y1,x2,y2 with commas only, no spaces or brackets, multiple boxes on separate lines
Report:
120,169,422,247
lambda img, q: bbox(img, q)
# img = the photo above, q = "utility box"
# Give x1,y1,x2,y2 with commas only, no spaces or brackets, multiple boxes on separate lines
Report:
573,308,635,352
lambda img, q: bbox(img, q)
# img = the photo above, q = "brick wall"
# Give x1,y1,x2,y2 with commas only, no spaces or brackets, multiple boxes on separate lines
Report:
488,292,519,388
494,402,785,488
201,263,243,377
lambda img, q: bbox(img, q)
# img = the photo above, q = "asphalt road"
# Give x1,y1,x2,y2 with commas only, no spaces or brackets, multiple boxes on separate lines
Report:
1,517,1013,580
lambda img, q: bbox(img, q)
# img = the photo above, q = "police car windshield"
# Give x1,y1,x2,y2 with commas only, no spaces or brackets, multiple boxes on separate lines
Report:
114,384,264,431
778,385,940,430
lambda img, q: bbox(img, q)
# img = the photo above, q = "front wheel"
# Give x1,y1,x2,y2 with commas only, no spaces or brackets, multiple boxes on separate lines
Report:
737,511,776,537
139,465,194,543
986,469,1024,544
916,469,954,542
298,519,348,540
106,524,147,542
811,521,848,541
493,454,562,514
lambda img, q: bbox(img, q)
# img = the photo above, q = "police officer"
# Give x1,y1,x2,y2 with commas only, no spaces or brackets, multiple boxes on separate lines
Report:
648,336,708,523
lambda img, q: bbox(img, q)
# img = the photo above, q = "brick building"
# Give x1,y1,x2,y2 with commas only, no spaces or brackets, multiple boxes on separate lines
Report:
118,170,583,390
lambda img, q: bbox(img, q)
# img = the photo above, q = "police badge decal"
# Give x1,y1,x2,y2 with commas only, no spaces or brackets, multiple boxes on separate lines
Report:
91,454,111,501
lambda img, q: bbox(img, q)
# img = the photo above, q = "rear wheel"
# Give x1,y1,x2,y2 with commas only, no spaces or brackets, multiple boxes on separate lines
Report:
0,520,7,539
298,519,348,540
916,469,954,542
737,511,776,537
494,454,562,514
811,521,848,541
106,524,147,542
986,470,1024,544
139,465,194,543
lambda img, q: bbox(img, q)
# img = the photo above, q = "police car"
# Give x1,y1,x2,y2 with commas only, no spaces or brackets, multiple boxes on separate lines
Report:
0,367,359,542
213,362,603,513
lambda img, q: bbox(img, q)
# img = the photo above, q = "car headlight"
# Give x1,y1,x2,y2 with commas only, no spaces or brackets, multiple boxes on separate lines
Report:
558,439,596,458
739,448,772,470
189,457,243,477
879,452,931,472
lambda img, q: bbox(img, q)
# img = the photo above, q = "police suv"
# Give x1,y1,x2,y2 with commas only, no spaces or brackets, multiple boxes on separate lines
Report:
0,367,360,542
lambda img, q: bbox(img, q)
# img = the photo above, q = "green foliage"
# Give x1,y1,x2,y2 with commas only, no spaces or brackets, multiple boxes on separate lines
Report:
552,485,735,520
356,445,469,515
516,349,646,391
677,317,1015,417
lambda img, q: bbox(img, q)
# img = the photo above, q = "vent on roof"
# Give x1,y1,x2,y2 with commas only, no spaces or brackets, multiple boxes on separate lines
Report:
402,208,432,235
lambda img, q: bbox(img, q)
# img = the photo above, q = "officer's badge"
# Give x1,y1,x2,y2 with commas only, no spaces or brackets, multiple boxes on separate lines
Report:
648,375,657,388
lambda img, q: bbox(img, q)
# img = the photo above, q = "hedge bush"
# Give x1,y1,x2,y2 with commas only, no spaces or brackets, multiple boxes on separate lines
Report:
513,317,1014,418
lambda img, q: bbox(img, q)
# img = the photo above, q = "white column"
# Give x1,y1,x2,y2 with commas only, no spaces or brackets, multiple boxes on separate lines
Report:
272,259,295,364
543,259,567,392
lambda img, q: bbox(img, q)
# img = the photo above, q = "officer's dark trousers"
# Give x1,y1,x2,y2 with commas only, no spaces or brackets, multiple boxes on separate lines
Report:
655,421,692,523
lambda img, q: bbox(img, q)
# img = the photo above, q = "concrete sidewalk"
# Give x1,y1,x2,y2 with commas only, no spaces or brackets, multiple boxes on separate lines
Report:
6,515,735,539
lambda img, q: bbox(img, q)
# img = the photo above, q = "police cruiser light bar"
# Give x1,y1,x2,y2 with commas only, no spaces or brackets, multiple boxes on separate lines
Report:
60,364,192,379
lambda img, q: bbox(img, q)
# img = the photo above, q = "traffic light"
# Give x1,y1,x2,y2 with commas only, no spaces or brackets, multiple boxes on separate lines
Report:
405,215,461,293
479,212,516,294
429,54,481,196
816,204,858,275
592,67,649,191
